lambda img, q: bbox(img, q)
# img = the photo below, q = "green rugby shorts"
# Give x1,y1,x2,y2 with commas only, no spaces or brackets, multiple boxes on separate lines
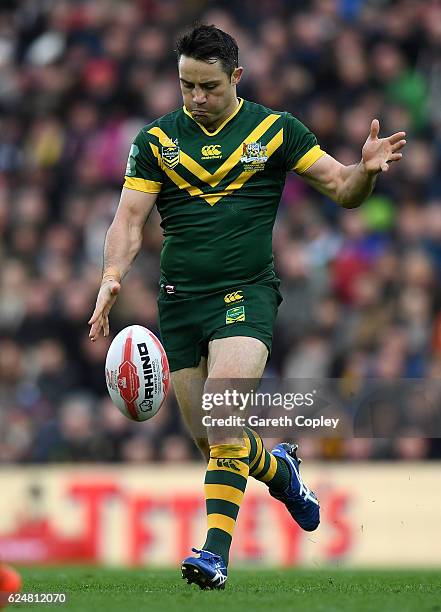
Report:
157,280,282,372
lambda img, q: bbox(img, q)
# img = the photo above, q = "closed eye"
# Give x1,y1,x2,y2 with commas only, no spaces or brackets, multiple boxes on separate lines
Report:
180,79,219,91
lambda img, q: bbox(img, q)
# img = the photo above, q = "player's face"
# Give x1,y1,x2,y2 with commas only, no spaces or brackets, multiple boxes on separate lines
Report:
178,55,243,130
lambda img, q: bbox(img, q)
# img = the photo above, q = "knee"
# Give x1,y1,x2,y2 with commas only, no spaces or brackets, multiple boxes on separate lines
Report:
196,438,210,462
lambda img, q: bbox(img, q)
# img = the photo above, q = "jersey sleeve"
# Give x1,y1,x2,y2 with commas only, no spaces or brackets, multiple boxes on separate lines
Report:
283,113,326,174
123,128,163,193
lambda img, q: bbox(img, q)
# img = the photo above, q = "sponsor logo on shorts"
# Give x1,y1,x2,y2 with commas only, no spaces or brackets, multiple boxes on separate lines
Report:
226,305,245,324
160,283,176,295
224,291,243,304
201,144,222,159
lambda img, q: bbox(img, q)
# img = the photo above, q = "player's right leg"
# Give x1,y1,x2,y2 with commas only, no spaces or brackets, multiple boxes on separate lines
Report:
171,358,209,461
181,336,266,590
158,283,210,460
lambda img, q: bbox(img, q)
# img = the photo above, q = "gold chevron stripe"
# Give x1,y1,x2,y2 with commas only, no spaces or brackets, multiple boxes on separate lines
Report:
149,143,203,198
293,144,325,174
200,127,283,206
148,113,281,188
201,191,231,206
149,128,283,207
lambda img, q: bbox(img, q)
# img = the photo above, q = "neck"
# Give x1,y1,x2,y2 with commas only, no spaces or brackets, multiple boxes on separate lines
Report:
205,96,240,132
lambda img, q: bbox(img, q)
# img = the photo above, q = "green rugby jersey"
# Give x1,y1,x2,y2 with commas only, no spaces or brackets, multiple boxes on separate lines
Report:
124,98,325,293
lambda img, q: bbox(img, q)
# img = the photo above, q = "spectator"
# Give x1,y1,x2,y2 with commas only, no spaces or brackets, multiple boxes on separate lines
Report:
0,0,439,462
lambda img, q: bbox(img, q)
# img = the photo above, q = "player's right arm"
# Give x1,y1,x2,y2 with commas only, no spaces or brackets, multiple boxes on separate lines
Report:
88,187,158,341
89,125,163,341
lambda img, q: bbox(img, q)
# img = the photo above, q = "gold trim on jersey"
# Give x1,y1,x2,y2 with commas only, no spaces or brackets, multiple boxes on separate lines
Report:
148,113,281,189
123,176,162,193
150,128,283,206
149,143,204,197
293,144,326,174
182,98,244,136
203,128,283,205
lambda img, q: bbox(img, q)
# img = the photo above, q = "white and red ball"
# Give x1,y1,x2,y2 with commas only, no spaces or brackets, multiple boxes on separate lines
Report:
105,325,170,421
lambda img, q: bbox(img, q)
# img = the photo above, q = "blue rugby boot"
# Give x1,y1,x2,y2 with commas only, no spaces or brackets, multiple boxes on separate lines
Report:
269,443,320,531
181,548,227,590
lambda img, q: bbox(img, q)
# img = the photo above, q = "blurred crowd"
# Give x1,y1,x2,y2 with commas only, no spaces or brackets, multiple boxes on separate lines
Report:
0,0,441,463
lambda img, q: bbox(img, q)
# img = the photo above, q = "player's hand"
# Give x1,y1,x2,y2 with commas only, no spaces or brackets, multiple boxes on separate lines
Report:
88,279,121,341
362,119,406,174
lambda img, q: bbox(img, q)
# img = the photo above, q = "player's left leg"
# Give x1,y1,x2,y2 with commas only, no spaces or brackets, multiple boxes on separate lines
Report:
206,281,320,531
181,336,265,590
244,427,320,531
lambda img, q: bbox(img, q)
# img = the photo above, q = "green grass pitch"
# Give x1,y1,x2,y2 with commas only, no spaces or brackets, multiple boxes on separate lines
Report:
14,566,441,612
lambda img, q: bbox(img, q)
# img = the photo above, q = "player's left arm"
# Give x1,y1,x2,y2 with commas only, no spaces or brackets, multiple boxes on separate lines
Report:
302,119,406,209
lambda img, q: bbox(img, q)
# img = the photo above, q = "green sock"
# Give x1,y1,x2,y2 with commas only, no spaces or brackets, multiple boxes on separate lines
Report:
244,427,290,492
203,444,249,565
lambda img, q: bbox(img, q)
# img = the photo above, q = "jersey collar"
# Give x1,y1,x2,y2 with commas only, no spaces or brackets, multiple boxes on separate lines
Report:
183,98,244,136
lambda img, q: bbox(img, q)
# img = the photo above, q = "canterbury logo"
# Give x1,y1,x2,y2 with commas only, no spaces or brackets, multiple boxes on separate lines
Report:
201,144,222,158
224,291,243,303
216,458,240,472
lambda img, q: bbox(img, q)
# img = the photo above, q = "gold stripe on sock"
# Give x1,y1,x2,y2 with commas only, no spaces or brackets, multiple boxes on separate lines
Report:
207,513,236,536
210,444,249,459
250,446,266,476
205,483,245,506
244,435,251,455
249,435,263,471
259,453,278,483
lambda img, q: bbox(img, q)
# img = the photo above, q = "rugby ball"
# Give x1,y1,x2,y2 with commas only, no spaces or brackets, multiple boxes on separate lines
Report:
105,325,170,421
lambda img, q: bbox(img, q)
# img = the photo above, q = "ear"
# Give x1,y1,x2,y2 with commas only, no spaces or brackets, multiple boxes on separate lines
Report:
231,67,243,85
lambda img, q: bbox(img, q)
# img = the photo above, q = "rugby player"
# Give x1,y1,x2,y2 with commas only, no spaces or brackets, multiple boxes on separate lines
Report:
88,24,406,589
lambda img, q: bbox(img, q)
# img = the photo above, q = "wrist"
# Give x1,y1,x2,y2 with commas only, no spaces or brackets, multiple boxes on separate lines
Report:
102,270,121,284
360,158,381,177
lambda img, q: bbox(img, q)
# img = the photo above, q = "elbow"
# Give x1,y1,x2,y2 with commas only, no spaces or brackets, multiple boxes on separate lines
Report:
339,199,363,209
331,182,361,209
335,190,364,209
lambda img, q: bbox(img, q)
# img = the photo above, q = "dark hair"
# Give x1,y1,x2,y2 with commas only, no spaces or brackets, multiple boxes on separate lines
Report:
176,24,239,76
